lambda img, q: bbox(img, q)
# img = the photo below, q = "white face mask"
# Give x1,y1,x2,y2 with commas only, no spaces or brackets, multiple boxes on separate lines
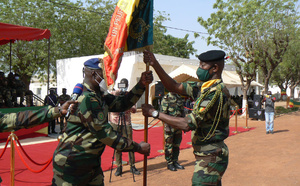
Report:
95,72,107,92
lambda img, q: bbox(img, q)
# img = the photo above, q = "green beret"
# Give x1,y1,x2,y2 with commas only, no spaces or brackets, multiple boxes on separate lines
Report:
198,50,226,62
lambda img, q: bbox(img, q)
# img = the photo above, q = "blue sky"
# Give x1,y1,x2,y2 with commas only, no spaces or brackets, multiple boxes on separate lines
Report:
154,1,219,59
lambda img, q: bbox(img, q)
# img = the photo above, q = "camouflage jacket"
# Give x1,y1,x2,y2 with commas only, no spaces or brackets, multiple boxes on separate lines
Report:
0,106,61,133
53,82,145,173
182,79,231,153
160,92,185,117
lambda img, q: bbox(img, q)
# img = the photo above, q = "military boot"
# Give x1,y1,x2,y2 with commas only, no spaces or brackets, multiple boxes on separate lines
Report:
130,166,140,175
115,166,122,176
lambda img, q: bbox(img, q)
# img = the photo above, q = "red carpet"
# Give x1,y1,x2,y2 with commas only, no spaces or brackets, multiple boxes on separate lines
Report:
0,126,254,186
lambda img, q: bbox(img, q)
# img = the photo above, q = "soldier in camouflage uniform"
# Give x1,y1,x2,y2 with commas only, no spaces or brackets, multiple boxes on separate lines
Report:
14,73,26,107
143,50,231,185
160,92,185,171
57,88,71,133
0,72,5,108
52,58,153,185
7,72,18,107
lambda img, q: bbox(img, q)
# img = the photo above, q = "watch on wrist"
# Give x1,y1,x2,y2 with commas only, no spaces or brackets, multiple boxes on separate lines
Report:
151,110,159,118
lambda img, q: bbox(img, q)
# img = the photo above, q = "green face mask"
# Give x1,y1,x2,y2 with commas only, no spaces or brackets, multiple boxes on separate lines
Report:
196,66,214,82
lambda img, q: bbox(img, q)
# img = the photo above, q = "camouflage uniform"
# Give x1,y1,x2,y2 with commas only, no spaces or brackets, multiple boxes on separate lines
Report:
160,92,185,165
0,106,62,133
3,78,13,108
57,93,71,132
7,73,17,107
52,82,145,185
0,72,5,108
183,79,231,185
14,76,26,106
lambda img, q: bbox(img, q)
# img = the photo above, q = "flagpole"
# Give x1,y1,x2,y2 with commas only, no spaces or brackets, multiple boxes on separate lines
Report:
143,62,149,186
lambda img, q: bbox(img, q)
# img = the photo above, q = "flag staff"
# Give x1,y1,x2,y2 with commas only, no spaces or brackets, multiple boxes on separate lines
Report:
143,62,150,186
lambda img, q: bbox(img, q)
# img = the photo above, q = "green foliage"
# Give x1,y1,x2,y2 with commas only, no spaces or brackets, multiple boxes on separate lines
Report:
0,1,197,90
198,0,299,94
0,0,117,89
275,106,299,115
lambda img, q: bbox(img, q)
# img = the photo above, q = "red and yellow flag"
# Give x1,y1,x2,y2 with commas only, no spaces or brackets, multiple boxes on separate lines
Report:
103,0,153,89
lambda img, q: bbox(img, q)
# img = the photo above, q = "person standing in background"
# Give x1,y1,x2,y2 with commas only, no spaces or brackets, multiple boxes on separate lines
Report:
161,92,185,171
44,88,58,134
262,91,276,134
109,78,141,176
57,88,71,133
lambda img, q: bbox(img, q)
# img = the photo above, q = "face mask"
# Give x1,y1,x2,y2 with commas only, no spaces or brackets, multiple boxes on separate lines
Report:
95,72,108,92
196,66,215,82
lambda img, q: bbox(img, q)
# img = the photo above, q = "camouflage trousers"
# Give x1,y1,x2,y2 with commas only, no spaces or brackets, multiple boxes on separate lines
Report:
192,142,229,186
164,124,182,164
52,166,104,186
110,122,135,167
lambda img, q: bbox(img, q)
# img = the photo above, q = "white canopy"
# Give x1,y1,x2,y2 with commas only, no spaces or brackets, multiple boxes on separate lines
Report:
168,64,263,88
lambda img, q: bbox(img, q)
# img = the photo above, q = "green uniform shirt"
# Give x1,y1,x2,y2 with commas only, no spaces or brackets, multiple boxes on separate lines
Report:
160,92,185,117
53,82,145,178
182,80,231,155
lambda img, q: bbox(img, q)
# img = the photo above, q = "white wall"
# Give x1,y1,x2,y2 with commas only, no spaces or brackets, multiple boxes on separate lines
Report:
56,54,103,96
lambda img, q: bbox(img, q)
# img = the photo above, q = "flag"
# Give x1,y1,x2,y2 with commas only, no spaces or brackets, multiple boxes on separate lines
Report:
103,0,153,89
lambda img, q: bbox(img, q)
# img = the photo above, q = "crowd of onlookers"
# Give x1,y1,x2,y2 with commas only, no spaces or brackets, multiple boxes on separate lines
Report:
0,71,34,108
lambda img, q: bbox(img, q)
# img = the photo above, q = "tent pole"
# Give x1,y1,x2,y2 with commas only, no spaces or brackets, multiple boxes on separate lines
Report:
10,40,12,73
47,38,50,93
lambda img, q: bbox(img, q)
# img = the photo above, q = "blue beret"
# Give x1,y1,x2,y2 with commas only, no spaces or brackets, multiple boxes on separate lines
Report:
198,50,226,62
84,58,102,69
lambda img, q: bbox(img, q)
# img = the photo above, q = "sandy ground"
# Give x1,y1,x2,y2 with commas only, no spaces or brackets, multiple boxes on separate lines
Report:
1,101,299,186
103,101,300,186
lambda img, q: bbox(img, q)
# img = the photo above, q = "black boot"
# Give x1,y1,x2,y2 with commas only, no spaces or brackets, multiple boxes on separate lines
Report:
130,166,140,175
167,163,177,171
115,166,122,176
173,161,184,169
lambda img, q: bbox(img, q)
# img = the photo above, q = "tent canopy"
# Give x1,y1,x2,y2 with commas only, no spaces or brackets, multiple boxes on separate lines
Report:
0,22,51,45
168,64,263,88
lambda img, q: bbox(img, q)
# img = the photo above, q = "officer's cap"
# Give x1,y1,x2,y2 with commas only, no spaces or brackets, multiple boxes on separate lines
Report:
84,58,103,70
198,50,226,62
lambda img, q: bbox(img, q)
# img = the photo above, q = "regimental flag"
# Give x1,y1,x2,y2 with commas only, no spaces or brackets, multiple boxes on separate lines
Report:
103,0,153,89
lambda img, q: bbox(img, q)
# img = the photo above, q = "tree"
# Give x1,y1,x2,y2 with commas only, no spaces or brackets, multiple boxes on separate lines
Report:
272,28,300,99
198,0,299,110
0,0,196,93
0,0,116,90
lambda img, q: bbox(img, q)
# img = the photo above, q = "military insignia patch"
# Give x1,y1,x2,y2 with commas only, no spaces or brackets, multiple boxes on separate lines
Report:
97,112,105,121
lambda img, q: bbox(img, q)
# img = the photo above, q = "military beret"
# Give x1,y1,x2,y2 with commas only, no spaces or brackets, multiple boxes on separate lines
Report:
84,58,103,70
198,50,226,62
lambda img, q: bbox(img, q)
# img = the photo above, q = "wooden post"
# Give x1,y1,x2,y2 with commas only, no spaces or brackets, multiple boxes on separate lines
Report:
143,63,150,186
